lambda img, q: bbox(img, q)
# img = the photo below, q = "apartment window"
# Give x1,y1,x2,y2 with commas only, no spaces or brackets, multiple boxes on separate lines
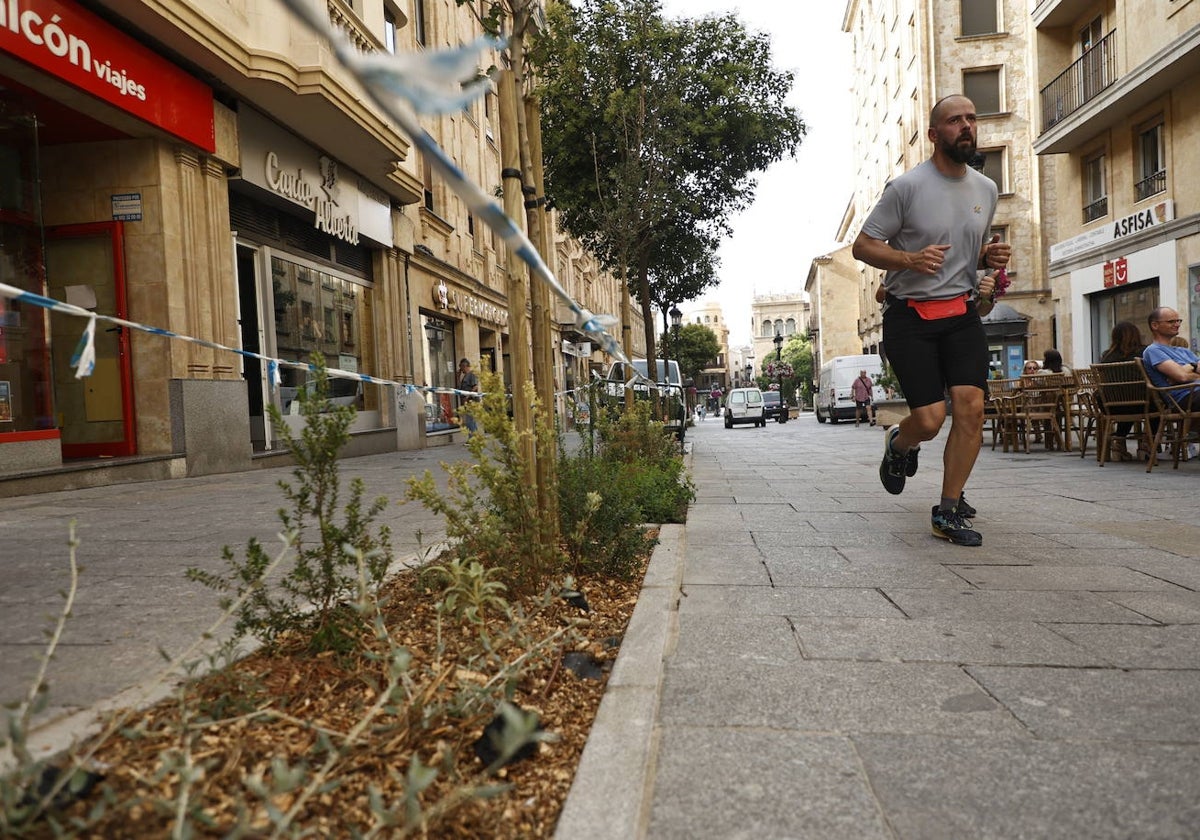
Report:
422,154,435,211
1135,119,1166,201
413,0,427,46
961,0,998,36
963,68,1002,115
975,148,1005,192
1080,16,1102,53
1083,152,1107,223
383,5,398,53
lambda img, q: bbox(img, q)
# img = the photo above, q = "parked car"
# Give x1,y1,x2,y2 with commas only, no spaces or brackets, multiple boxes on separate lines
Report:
602,359,687,441
724,387,765,428
761,390,788,423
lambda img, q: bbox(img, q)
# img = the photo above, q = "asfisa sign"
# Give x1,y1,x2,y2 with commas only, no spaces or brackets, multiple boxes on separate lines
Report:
111,193,142,221
1050,200,1175,263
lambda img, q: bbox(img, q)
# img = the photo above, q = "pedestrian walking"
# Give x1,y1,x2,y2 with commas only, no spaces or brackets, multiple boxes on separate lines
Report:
850,370,876,427
851,94,1010,547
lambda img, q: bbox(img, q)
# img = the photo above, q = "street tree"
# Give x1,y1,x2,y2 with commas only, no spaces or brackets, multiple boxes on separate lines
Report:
539,0,805,403
659,322,721,384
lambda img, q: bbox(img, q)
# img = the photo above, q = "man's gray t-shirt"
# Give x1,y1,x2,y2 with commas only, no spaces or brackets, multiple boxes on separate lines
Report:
861,159,998,301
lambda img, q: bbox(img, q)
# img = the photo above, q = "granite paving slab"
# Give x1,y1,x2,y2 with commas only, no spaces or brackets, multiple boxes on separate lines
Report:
1100,591,1200,624
967,666,1200,742
646,728,892,840
659,660,1026,737
947,564,1181,591
669,614,802,668
1048,623,1200,669
677,584,902,618
788,616,1105,667
855,734,1200,840
882,588,1157,623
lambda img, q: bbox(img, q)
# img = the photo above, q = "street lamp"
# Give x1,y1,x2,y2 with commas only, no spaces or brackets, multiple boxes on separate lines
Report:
745,363,753,387
773,332,784,410
669,305,683,413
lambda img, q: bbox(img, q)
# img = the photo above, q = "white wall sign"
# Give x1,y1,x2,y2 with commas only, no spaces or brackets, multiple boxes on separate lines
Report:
237,108,393,248
1050,200,1175,263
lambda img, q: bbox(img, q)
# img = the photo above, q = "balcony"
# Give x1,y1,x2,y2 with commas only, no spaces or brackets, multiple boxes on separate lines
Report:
1041,31,1117,132
1036,25,1200,156
1134,169,1166,202
1082,196,1108,225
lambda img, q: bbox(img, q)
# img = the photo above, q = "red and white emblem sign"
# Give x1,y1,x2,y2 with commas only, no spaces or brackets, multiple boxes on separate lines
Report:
1114,257,1129,285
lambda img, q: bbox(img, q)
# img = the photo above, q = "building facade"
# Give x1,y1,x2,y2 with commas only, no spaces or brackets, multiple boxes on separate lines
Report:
749,292,810,376
0,0,630,489
839,0,1052,379
1034,0,1200,365
683,300,731,391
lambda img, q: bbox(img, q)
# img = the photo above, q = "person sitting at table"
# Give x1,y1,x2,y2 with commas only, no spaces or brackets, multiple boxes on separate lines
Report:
1099,321,1147,461
1022,360,1040,376
1039,348,1072,377
1143,307,1200,410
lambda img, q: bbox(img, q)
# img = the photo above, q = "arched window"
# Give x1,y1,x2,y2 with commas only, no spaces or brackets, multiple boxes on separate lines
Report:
762,320,773,337
774,319,784,335
786,318,796,334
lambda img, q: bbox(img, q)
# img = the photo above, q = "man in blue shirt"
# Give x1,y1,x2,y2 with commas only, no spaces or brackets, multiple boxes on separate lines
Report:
1142,307,1200,409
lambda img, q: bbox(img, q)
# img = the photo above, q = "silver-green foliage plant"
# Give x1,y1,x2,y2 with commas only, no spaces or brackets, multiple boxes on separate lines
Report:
406,373,564,596
187,356,392,653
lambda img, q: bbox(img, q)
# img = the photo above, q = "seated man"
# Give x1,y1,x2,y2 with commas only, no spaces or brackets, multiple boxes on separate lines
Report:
1143,307,1200,409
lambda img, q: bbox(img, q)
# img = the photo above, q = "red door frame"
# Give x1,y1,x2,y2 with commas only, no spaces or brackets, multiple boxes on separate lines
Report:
49,221,137,459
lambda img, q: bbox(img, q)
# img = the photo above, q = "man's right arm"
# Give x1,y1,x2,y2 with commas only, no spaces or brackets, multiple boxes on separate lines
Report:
852,231,947,276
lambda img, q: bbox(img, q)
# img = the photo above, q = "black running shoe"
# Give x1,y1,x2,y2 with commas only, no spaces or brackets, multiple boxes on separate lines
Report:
957,493,977,519
880,427,908,495
931,505,982,547
905,443,920,477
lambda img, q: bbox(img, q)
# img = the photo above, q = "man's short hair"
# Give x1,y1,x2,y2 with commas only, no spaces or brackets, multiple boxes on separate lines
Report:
929,94,970,127
1147,307,1170,329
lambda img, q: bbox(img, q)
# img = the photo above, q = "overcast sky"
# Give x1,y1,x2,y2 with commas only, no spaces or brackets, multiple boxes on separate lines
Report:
658,0,854,345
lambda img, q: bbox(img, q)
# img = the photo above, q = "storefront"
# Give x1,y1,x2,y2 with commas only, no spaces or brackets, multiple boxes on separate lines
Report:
0,0,217,473
418,271,508,436
231,106,394,451
1052,202,1180,364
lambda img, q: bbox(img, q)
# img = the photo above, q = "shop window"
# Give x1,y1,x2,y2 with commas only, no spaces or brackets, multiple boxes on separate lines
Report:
271,255,372,414
961,0,998,36
422,313,459,433
1082,152,1107,223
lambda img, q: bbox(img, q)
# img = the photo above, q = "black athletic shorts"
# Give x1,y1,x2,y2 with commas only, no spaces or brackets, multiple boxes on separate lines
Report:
882,295,988,409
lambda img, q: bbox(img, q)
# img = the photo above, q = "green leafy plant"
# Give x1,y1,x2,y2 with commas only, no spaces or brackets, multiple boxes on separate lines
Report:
406,373,564,596
187,356,392,653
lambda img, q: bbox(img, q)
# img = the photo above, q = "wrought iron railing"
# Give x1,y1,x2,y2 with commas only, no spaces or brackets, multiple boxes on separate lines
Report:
1040,30,1117,131
1082,196,1108,224
1134,170,1166,202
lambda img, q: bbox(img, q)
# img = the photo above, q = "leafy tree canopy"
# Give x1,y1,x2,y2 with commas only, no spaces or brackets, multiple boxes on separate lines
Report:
658,322,721,383
538,0,805,309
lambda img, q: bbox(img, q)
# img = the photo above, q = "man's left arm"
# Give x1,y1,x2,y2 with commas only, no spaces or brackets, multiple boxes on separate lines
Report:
1148,347,1200,384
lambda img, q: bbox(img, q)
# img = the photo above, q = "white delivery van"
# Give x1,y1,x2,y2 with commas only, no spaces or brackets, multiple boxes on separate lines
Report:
815,354,886,424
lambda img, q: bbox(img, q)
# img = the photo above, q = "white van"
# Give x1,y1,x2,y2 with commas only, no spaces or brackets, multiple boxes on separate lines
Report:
815,355,885,424
723,387,765,428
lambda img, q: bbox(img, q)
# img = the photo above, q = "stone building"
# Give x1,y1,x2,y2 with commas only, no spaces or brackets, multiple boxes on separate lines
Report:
749,292,810,378
682,300,731,391
0,0,630,492
838,0,1051,379
1034,0,1200,364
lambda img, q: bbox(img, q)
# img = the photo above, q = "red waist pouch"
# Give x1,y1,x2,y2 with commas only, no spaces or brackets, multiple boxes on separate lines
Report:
907,294,967,320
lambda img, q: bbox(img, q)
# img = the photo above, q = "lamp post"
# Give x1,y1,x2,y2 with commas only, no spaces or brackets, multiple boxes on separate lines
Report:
745,363,753,388
773,332,784,414
669,305,682,414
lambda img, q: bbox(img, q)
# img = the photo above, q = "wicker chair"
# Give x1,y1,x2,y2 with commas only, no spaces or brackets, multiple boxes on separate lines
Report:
1016,373,1066,453
1140,365,1200,472
1092,361,1151,466
1070,367,1101,459
986,378,1023,452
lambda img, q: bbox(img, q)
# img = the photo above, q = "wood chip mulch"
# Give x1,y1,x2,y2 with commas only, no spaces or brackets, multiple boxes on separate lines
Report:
29,544,652,838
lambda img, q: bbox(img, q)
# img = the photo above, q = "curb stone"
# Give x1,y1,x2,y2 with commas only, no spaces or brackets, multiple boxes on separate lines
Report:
553,522,684,840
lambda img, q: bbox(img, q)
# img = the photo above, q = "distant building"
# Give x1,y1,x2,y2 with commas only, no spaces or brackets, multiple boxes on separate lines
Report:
750,293,810,376
683,301,731,391
837,0,1050,380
